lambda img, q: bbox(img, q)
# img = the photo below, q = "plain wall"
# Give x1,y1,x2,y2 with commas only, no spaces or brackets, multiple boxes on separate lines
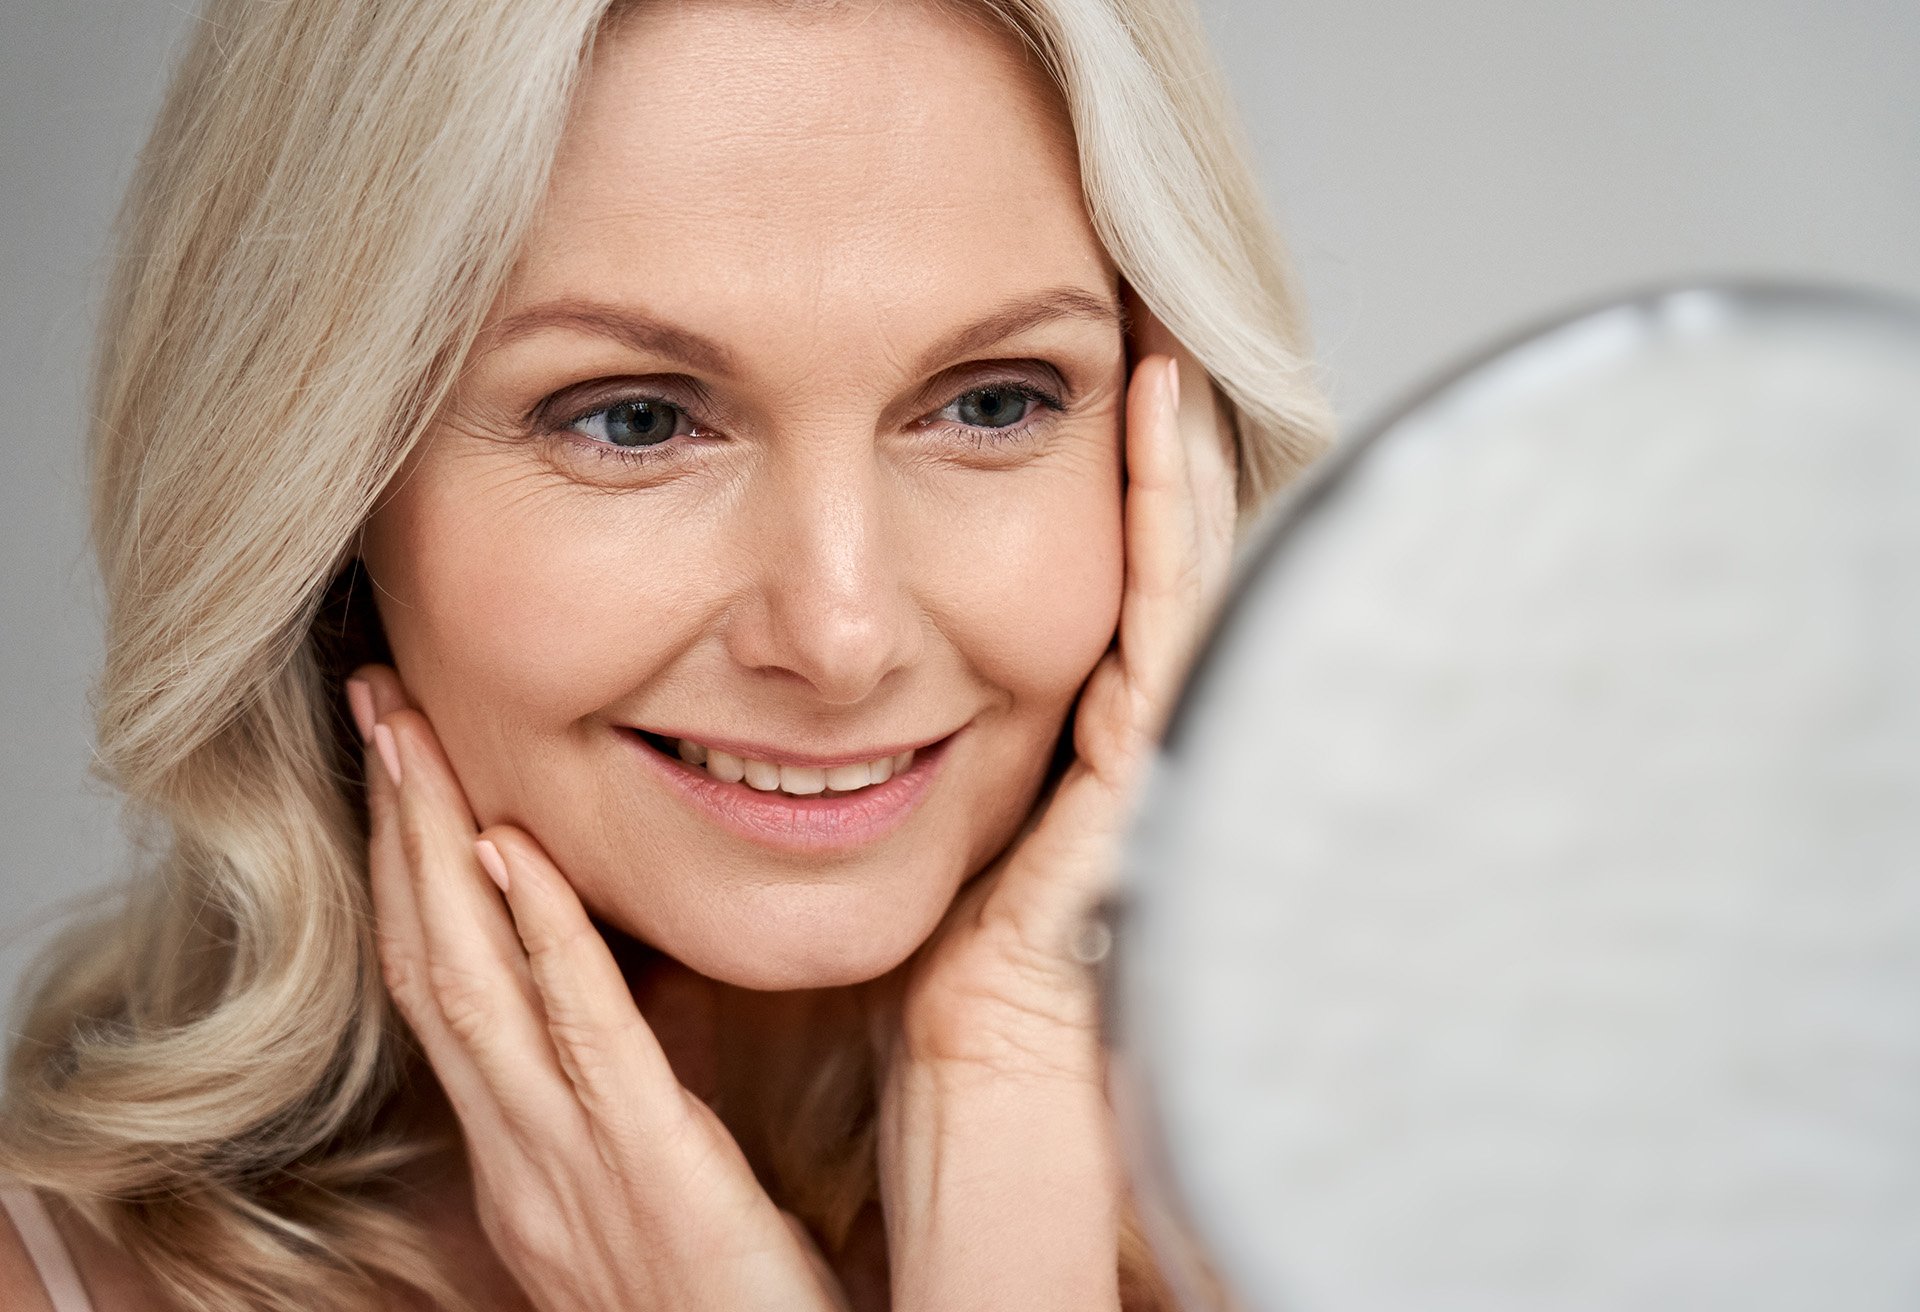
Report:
3,0,1918,1011
1203,0,1920,419
0,2,203,1009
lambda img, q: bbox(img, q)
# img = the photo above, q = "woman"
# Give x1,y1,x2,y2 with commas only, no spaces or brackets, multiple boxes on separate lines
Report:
0,0,1329,1307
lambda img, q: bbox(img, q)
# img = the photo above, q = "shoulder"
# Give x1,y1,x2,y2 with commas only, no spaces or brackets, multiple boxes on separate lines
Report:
0,1186,174,1312
0,1193,60,1312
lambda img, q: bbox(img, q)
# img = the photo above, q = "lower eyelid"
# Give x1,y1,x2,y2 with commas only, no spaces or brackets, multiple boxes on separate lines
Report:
546,428,693,474
931,411,1055,448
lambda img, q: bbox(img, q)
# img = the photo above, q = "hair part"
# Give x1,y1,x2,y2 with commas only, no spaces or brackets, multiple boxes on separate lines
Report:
2,1,1329,1308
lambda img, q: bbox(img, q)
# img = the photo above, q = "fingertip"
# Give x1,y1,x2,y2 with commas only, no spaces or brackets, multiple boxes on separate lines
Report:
372,722,403,787
349,663,411,719
380,712,498,847
480,827,608,976
474,838,510,894
345,678,375,743
1163,357,1186,459
477,827,553,895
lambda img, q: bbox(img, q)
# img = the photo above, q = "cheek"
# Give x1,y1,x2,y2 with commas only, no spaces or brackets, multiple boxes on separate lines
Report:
917,457,1125,704
363,461,708,782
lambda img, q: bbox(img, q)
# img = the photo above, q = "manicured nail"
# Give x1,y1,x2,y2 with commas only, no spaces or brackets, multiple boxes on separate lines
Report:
371,722,403,787
474,839,510,894
345,679,374,742
1167,357,1182,413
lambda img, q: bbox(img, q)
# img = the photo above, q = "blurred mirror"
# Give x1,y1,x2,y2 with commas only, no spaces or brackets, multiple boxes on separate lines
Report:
1118,284,1920,1312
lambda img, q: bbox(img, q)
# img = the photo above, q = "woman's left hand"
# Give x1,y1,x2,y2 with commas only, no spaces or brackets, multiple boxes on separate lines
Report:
878,314,1239,1310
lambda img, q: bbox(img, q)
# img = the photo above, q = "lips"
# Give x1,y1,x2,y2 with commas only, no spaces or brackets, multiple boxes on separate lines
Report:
622,728,951,852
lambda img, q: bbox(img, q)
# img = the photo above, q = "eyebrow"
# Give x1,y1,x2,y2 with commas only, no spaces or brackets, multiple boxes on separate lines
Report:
484,302,736,374
914,287,1126,373
480,286,1123,380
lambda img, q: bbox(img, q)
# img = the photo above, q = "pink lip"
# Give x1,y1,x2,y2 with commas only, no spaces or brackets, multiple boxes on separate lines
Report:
618,729,951,853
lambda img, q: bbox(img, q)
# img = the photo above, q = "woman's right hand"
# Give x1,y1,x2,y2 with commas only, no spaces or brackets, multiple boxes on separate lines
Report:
349,665,849,1312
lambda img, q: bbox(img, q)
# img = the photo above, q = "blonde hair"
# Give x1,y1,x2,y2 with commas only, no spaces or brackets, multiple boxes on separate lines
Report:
0,0,1330,1307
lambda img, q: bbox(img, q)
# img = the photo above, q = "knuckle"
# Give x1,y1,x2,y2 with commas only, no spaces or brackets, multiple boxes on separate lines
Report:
379,951,421,1010
520,913,597,966
375,935,429,1012
426,960,498,1046
398,822,433,875
482,1196,572,1274
545,1013,636,1086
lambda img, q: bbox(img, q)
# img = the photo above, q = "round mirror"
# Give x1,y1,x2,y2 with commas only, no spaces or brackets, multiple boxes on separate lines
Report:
1117,284,1920,1312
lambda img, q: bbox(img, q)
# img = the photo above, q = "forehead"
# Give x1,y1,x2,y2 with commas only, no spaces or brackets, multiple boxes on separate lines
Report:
507,0,1112,351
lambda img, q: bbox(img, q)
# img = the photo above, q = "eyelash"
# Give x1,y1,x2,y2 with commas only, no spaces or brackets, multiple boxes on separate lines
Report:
555,396,702,466
544,377,1066,469
922,383,1063,444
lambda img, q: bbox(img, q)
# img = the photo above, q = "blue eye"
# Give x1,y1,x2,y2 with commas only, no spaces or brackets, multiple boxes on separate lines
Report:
944,386,1038,429
570,399,688,447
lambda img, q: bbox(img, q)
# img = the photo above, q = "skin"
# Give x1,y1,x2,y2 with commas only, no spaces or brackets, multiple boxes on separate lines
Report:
0,2,1237,1309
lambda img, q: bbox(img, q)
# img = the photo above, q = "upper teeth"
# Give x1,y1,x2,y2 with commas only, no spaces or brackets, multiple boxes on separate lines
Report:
676,738,914,796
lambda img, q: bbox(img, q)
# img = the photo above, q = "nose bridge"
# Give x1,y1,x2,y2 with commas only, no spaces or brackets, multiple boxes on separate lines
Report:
732,432,918,704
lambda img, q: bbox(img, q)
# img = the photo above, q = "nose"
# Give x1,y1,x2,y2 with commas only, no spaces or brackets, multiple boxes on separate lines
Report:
724,447,922,706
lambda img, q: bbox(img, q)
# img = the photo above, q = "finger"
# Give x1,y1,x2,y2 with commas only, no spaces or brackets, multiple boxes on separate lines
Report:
353,670,528,1151
482,827,701,1158
356,695,579,1157
1180,371,1239,617
1128,303,1239,627
383,709,532,995
1129,300,1238,514
352,666,447,1038
988,754,1129,950
352,666,448,1043
352,672,524,1156
780,1212,854,1312
380,712,589,1146
1120,353,1203,716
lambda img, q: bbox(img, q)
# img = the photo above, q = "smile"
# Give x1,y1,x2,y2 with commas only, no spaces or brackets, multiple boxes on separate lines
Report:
623,728,951,853
666,736,914,798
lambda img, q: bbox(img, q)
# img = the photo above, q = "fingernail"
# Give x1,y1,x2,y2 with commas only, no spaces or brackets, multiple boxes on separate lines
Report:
345,679,374,743
474,839,510,894
1167,357,1182,413
372,722,403,787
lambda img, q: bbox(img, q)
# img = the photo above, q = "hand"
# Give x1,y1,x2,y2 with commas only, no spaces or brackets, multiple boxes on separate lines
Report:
877,314,1239,1309
352,667,850,1312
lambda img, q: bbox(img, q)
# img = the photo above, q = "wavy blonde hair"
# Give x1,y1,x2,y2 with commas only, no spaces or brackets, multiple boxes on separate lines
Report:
0,0,1330,1308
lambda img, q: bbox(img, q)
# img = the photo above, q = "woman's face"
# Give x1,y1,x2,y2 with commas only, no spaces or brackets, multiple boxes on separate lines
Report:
363,0,1125,991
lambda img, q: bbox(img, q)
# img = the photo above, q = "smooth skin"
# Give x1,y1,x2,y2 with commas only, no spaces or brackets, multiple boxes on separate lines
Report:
0,2,1237,1309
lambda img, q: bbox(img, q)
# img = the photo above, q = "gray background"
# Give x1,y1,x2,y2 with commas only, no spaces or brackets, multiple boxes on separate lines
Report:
4,0,1919,1012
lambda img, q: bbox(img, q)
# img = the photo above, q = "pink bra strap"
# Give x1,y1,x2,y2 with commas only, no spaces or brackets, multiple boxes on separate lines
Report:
0,1184,97,1312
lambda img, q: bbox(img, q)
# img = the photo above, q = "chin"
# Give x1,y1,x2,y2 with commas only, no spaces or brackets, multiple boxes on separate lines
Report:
617,877,957,993
670,931,923,993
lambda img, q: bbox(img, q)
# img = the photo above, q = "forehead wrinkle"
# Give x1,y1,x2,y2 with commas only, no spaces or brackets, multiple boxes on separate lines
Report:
481,302,738,376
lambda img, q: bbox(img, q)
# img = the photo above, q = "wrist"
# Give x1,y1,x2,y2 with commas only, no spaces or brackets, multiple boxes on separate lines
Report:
897,952,1105,1082
881,1047,1121,1312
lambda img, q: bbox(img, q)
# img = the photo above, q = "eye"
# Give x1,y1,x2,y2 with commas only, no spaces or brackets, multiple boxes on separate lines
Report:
941,386,1040,430
569,398,692,447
